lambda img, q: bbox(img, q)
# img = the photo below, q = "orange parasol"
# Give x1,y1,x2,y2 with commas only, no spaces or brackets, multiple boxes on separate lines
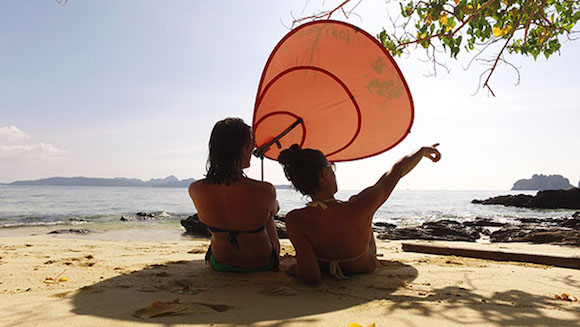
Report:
253,20,413,164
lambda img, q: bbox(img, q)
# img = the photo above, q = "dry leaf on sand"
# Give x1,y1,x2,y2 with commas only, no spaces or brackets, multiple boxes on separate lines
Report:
133,299,186,319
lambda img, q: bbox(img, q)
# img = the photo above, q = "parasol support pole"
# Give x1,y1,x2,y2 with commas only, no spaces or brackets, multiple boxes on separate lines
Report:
260,155,264,181
253,117,303,181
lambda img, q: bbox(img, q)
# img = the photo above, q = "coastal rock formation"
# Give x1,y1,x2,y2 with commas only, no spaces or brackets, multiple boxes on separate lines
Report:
133,211,171,220
490,216,580,246
491,228,580,246
180,214,288,239
48,229,91,235
376,220,481,242
375,216,579,246
180,214,211,238
373,222,397,229
472,188,580,209
511,174,574,191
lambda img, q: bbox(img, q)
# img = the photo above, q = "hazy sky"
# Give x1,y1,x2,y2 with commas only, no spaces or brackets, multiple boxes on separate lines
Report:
1,0,579,190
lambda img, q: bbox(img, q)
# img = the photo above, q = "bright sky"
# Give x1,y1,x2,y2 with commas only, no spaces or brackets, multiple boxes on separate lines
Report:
1,1,579,190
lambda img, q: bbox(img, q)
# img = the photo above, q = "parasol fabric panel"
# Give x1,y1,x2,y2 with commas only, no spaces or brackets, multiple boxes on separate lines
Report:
253,20,414,162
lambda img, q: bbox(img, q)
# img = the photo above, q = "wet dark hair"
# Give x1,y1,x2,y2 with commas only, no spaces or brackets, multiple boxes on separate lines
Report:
205,118,252,185
278,144,329,196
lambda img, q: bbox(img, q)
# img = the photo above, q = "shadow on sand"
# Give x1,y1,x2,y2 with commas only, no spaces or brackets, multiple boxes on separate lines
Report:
69,256,580,326
70,257,417,325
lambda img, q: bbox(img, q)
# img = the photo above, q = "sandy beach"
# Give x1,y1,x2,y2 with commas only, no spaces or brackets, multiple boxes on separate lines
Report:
1,232,579,327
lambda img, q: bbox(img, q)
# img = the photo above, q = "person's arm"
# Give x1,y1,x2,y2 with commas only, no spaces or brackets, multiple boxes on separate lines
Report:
350,144,441,215
286,213,321,284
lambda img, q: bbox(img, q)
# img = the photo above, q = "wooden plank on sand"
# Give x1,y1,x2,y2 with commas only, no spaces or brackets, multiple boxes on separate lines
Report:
402,243,580,269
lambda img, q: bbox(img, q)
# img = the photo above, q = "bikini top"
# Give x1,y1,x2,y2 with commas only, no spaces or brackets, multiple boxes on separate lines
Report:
206,224,266,250
306,199,338,210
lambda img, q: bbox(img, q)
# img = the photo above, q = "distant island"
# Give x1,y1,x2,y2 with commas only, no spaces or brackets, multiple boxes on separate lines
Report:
511,174,575,191
5,176,195,188
2,176,293,189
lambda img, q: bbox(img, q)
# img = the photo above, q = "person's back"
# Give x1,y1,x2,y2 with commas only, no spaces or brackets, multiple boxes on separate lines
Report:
286,199,377,276
190,177,279,269
189,117,280,272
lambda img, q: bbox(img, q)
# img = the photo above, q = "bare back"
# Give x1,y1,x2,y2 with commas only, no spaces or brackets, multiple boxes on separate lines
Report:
286,199,377,275
189,177,279,268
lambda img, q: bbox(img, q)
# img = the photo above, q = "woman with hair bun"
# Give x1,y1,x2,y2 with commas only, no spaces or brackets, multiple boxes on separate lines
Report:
189,118,280,272
278,143,441,284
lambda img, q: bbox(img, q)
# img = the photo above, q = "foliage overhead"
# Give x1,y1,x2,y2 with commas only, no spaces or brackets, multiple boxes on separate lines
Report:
295,0,580,95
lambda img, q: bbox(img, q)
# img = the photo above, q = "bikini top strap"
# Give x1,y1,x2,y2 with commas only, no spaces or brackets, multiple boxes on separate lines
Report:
206,224,267,250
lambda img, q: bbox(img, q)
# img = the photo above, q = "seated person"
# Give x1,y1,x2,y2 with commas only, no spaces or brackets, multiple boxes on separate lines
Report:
189,118,280,272
278,143,441,283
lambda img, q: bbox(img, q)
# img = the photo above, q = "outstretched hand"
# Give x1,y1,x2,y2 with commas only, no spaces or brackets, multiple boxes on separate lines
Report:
421,143,441,162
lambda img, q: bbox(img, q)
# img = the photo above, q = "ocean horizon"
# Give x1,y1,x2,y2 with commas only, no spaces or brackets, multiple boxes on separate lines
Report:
1,185,576,237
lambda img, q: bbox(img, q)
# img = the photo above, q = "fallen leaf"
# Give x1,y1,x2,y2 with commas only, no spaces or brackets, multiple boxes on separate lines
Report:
133,299,186,319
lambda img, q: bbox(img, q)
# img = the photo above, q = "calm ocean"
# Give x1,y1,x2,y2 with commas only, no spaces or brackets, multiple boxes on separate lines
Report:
1,185,576,236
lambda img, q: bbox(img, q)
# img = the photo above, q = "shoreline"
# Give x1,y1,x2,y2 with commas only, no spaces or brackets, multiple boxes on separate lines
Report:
0,224,194,242
1,236,579,326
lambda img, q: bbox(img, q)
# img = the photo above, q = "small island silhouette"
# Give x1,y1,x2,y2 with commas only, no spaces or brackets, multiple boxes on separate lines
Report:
512,174,574,191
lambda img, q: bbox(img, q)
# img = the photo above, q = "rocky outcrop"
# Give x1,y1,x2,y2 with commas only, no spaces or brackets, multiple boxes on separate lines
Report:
376,220,481,242
180,214,211,238
119,211,171,221
180,213,580,246
375,216,579,246
491,228,580,246
48,229,91,234
489,216,580,246
472,188,580,209
180,214,288,239
512,174,574,191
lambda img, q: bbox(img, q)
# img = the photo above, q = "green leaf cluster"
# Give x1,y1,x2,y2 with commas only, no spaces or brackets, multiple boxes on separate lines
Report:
379,0,580,61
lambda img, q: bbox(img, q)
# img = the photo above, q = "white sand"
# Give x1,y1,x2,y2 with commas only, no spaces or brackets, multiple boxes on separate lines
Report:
1,234,579,326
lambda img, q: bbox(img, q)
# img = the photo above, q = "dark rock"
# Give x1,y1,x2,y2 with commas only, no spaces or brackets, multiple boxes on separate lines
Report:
120,215,136,221
472,188,580,209
471,194,534,207
573,212,579,218
376,220,479,242
273,215,288,238
135,211,171,220
491,227,580,246
462,218,506,227
479,228,492,236
274,220,288,238
422,219,461,227
67,218,88,223
530,189,580,209
561,218,580,229
517,218,544,224
48,229,91,235
180,214,211,238
373,222,397,229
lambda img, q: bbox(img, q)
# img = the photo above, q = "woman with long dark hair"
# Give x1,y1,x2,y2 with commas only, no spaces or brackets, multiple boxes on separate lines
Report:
189,118,280,272
278,143,440,283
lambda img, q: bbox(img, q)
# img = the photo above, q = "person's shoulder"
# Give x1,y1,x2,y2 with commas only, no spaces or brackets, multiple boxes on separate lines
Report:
188,179,207,194
285,207,310,222
244,178,276,193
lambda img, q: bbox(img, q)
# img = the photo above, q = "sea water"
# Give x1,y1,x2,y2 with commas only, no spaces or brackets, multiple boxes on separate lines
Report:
0,185,575,233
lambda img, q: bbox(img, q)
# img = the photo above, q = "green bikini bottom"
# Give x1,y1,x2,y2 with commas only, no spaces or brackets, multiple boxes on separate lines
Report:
205,246,279,273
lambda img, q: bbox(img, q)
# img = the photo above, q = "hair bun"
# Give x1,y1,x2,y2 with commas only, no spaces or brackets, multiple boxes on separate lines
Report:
278,144,301,165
